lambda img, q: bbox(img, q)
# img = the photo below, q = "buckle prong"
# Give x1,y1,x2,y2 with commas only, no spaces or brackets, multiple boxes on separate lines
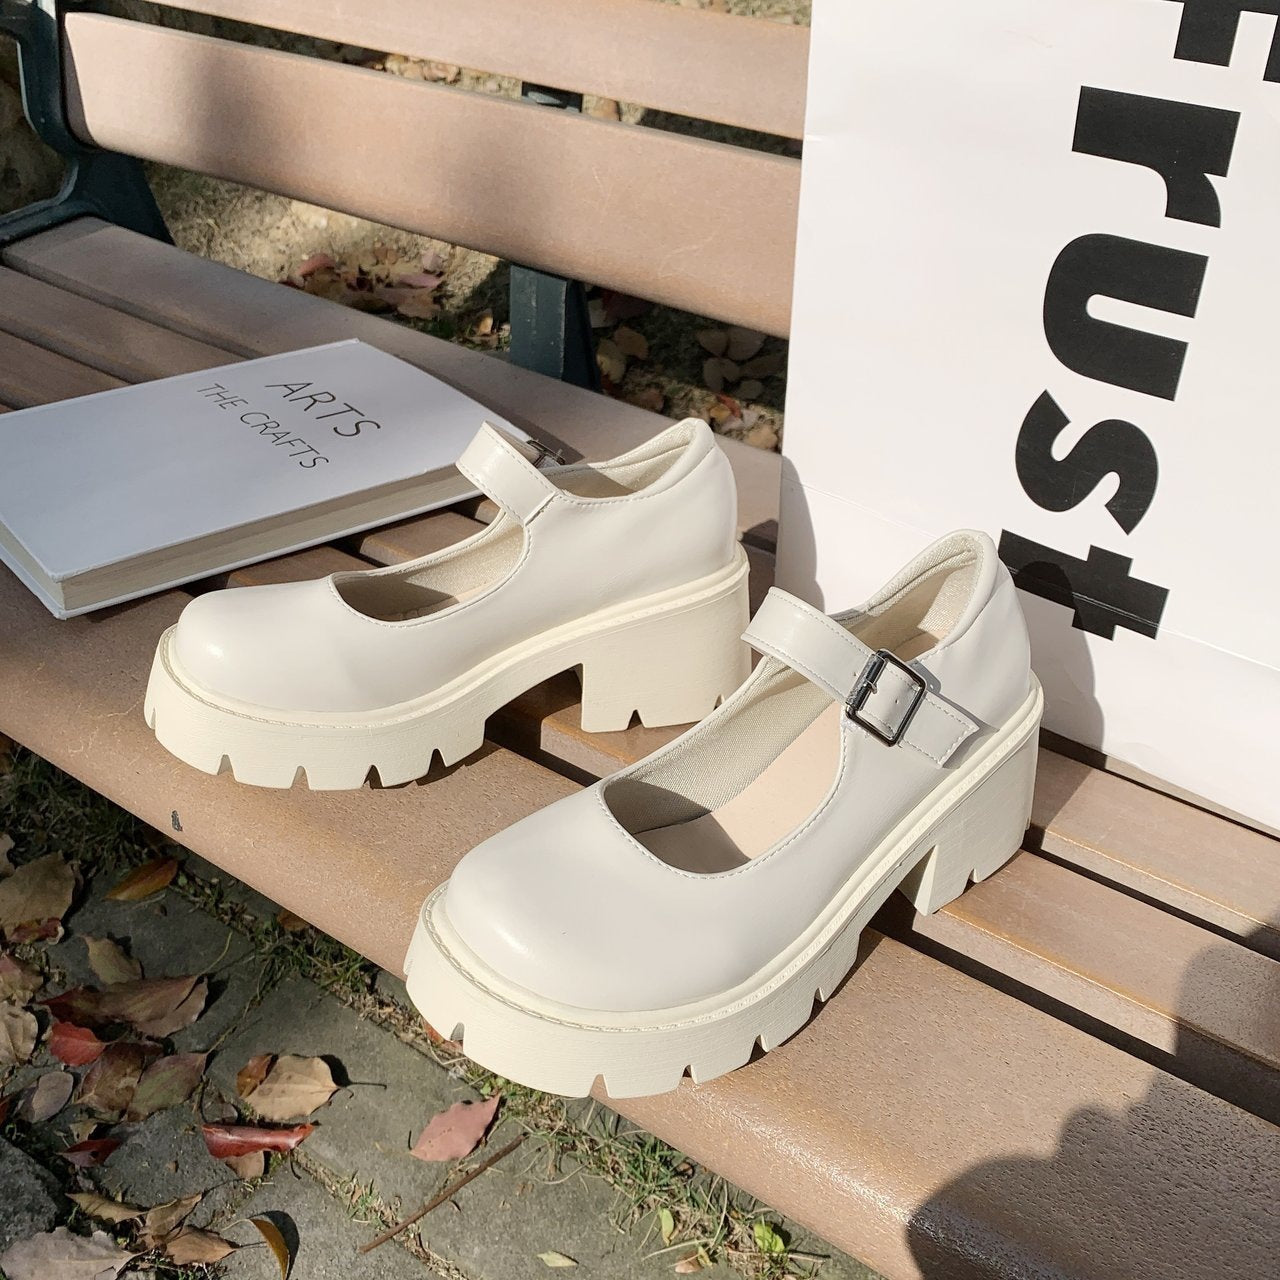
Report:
844,649,927,746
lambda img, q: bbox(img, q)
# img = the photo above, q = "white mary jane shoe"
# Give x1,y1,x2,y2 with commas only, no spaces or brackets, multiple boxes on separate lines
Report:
145,419,749,788
406,530,1042,1097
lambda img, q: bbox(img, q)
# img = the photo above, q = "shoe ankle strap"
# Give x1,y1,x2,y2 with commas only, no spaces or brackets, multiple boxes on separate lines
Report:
743,589,979,766
457,422,561,524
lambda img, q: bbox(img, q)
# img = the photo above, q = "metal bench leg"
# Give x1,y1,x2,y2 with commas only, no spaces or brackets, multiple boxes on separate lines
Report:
507,83,600,391
0,0,169,248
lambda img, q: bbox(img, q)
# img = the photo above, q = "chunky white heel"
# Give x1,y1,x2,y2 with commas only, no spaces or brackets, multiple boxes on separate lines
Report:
408,530,1043,1097
146,418,745,787
898,736,1037,914
578,557,751,732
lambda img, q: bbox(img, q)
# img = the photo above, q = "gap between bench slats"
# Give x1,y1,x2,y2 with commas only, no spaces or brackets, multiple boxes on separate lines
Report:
2,219,782,550
2,559,1275,1280
150,0,810,139
62,14,799,336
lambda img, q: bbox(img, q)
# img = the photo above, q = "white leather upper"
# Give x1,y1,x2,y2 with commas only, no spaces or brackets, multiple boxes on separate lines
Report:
170,419,739,713
441,530,1034,1012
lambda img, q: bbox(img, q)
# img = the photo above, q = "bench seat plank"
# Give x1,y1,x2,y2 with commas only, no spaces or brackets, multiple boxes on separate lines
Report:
3,219,782,548
153,0,810,140
2,559,1275,1280
0,266,234,382
0,329,124,407
61,15,799,336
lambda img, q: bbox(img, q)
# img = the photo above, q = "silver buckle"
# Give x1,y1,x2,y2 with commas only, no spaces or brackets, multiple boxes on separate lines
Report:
522,436,565,469
844,649,927,746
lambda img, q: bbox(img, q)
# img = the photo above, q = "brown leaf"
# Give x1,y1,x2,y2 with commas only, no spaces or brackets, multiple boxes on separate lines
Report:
60,1136,121,1167
75,1042,158,1119
83,937,141,986
296,252,335,278
125,1051,207,1122
624,387,665,413
674,1251,708,1274
251,1215,293,1280
0,1000,38,1064
237,1052,274,1099
141,1193,202,1247
0,953,42,1003
612,326,649,361
49,1021,106,1067
395,270,444,291
696,328,729,357
224,1149,266,1180
17,1070,74,1123
725,326,766,363
0,1227,138,1280
275,909,308,933
397,292,440,320
247,1054,338,1122
46,975,206,1035
0,854,74,935
7,919,61,943
202,1122,314,1159
164,1228,237,1265
105,856,178,902
411,1094,500,1162
596,337,627,384
68,1192,144,1225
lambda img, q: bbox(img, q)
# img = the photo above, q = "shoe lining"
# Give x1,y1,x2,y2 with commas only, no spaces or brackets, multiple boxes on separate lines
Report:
619,554,978,873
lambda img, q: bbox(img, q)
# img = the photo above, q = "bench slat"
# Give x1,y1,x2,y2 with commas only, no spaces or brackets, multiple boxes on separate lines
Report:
2,560,1274,1280
3,219,782,548
0,329,125,407
0,266,234,382
61,15,799,336
151,0,809,139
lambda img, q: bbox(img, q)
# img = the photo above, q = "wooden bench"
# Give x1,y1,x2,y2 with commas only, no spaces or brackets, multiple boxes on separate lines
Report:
1,5,1277,1278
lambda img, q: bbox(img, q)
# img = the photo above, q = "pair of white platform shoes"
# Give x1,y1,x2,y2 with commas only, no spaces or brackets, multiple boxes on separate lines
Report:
145,420,1042,1098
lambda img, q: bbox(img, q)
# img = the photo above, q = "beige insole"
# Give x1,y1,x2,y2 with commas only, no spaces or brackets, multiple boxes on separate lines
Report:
634,631,937,873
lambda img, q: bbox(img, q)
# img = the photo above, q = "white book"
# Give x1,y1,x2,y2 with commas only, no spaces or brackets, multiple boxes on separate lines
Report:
0,339,524,618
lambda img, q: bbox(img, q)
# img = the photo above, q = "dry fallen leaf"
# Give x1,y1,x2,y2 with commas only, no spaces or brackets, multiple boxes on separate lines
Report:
202,1121,315,1159
625,387,665,413
224,1149,266,1180
0,953,42,1002
0,1000,38,1065
247,1054,338,1122
251,1215,293,1280
141,1193,202,1247
613,326,649,360
165,1228,237,1265
596,337,627,384
397,292,440,320
75,1042,159,1119
83,937,142,986
45,974,207,1036
296,252,335,278
60,1136,121,1168
105,856,178,902
68,1192,144,1225
237,1052,274,1099
125,1051,207,1122
538,1251,578,1268
17,1070,74,1123
411,1094,501,1162
49,1021,106,1067
0,854,74,936
395,270,444,291
275,909,308,933
674,1251,709,1274
0,1227,138,1280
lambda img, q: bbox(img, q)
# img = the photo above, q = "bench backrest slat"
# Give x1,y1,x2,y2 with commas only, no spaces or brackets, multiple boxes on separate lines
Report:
149,0,810,139
63,14,800,336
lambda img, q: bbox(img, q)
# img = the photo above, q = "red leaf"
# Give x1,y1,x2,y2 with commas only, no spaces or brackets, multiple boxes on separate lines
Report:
411,1095,500,1162
296,252,335,278
7,918,62,943
201,1123,314,1159
394,270,444,291
43,975,206,1035
49,1021,106,1067
61,1136,121,1167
